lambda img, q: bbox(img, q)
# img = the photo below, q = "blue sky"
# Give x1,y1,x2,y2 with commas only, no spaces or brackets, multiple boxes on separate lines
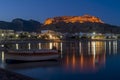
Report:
0,0,120,25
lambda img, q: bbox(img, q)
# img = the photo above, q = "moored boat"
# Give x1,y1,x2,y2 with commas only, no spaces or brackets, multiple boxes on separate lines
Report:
4,49,60,62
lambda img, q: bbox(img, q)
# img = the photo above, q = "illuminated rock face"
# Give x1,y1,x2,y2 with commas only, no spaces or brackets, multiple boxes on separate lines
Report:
44,15,104,25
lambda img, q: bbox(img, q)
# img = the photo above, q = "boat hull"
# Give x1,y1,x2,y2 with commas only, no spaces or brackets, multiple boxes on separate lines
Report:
5,51,59,62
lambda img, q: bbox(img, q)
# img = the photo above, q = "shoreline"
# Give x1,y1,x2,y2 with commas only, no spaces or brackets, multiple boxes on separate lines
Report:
0,68,34,80
0,39,119,46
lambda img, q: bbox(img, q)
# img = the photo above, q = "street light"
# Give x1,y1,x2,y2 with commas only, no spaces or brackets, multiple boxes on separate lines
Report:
28,35,31,38
16,34,19,38
93,32,96,35
1,33,4,37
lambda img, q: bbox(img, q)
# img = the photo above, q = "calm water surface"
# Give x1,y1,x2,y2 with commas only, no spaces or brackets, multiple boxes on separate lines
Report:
0,40,120,80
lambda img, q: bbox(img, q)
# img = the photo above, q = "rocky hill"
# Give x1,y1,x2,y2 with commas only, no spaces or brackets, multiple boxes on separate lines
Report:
44,15,104,25
42,15,120,34
0,18,42,32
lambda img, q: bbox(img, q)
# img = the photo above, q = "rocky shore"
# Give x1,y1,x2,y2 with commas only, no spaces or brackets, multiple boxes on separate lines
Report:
0,68,34,80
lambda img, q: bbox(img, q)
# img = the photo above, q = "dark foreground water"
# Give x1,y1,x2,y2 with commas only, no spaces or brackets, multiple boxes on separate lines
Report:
0,40,120,80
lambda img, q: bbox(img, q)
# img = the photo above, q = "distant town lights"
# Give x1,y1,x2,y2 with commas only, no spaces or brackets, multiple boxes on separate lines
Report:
49,34,52,39
93,32,96,35
28,35,31,38
1,33,4,37
16,34,19,38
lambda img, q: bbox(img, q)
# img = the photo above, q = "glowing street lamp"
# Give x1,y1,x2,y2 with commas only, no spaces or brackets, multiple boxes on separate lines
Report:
92,32,96,39
93,32,96,35
49,34,52,39
1,33,4,37
16,34,19,38
28,35,31,38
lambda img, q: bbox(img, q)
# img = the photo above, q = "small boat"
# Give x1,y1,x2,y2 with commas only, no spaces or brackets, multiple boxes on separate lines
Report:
4,49,60,62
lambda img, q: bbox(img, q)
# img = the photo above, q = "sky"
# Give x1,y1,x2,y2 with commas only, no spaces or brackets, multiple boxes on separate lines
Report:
0,0,120,26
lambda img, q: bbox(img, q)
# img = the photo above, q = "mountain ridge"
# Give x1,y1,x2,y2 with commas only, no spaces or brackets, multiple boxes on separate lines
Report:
0,18,42,32
0,15,119,34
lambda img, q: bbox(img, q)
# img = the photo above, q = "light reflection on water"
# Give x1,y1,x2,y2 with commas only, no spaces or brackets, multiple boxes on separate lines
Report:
61,41,106,73
0,40,120,80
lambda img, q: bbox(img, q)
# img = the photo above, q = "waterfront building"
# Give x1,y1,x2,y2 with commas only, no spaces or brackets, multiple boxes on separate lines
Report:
0,29,14,40
40,30,62,40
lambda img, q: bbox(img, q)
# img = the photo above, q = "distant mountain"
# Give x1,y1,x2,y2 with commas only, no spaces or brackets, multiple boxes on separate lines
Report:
0,18,42,32
42,15,120,34
0,15,120,34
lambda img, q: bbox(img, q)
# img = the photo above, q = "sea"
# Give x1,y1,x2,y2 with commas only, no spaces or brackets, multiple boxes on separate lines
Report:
0,40,120,80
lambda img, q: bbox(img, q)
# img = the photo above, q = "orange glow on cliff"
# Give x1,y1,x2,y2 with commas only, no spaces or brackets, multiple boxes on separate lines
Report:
44,14,104,25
